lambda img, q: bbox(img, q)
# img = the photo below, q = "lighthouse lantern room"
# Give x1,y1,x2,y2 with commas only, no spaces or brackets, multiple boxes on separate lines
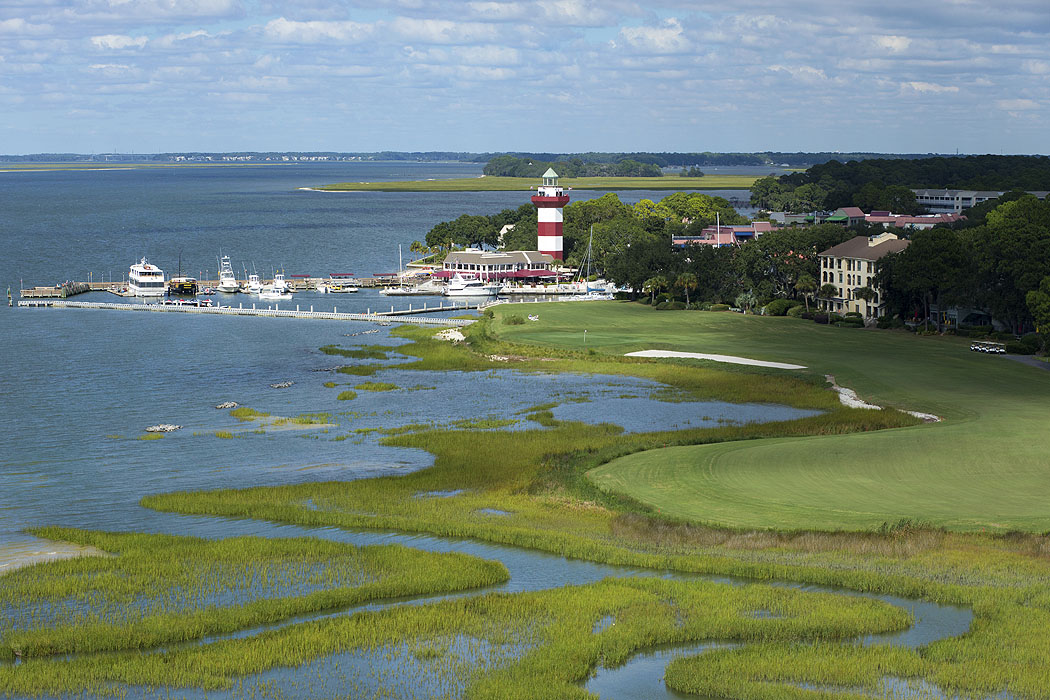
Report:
531,168,571,260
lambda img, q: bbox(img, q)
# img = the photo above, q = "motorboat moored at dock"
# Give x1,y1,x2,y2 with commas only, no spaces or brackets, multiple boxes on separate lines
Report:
443,273,499,297
216,255,240,293
128,257,166,297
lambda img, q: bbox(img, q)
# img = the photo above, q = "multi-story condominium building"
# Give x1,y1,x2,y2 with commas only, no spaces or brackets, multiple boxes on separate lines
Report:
912,189,1049,213
817,232,909,317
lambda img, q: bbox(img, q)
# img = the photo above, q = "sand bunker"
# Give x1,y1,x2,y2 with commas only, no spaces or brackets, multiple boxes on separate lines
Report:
826,374,941,422
625,349,807,370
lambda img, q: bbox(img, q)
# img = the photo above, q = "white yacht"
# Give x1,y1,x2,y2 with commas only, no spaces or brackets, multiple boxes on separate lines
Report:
443,273,499,297
259,272,293,300
128,257,166,297
245,272,263,294
216,255,239,293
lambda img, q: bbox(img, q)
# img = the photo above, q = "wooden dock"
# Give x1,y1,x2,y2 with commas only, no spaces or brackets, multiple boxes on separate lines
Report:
16,300,478,327
18,282,93,298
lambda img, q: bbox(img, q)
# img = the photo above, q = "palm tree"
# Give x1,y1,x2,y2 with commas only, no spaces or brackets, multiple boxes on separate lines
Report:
676,272,698,307
643,275,668,304
854,286,877,319
795,273,817,311
735,290,757,313
818,283,839,311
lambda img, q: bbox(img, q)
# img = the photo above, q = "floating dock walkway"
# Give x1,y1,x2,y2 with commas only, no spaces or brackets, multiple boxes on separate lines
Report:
17,300,478,327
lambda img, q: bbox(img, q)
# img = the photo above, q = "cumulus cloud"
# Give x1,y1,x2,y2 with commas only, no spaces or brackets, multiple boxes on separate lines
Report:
768,64,828,84
901,81,959,94
615,18,689,54
90,34,148,49
0,18,52,34
263,17,374,42
996,98,1038,110
873,35,911,52
389,17,499,43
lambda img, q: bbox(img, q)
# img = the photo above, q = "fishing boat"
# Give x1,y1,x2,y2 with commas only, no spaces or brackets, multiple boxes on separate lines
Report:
443,273,499,297
167,276,198,296
216,255,240,293
259,271,293,300
128,257,166,297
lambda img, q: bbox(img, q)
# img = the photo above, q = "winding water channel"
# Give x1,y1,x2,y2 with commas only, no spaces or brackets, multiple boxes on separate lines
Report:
1,164,974,698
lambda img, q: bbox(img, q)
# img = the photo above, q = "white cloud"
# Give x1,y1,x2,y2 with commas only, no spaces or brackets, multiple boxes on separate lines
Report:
153,29,214,48
389,17,499,44
90,34,148,49
615,18,689,54
1021,59,1050,74
263,17,373,42
873,35,911,53
901,81,959,94
768,64,828,84
0,17,52,34
996,98,1037,110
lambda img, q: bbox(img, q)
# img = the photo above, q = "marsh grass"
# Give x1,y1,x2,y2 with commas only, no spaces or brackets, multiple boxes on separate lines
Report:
337,365,381,376
0,528,507,661
321,344,398,361
213,430,235,439
0,576,905,697
135,433,164,440
273,412,333,426
355,382,399,392
323,381,337,388
230,407,269,421
337,390,357,401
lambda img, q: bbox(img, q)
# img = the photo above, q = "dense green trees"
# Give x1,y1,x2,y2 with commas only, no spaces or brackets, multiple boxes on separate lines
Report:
482,156,662,178
751,155,1050,214
877,195,1050,332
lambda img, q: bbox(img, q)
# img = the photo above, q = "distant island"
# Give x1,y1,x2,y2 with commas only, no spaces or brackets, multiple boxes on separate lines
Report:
0,150,990,167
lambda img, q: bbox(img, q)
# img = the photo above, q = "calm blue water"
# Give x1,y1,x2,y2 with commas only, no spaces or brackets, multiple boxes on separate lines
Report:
0,164,969,700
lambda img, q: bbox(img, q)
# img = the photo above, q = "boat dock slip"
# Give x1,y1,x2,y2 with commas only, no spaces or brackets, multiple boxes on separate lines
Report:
17,300,477,327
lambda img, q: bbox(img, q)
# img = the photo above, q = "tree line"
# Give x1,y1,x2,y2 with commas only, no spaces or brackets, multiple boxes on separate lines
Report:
482,155,663,178
877,194,1050,334
421,189,1050,336
750,155,1050,214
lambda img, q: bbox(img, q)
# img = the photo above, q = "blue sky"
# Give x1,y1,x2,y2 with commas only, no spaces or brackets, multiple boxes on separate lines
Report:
2,0,1048,154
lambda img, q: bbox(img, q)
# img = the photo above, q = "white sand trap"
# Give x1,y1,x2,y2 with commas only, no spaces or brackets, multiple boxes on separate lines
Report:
825,374,941,422
625,349,807,370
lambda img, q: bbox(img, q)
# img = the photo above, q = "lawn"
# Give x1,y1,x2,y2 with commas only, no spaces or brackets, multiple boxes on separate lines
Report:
490,301,1050,531
314,174,757,192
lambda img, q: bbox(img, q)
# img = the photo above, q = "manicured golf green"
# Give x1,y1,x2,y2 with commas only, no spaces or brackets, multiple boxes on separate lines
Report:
491,302,1050,531
315,174,757,192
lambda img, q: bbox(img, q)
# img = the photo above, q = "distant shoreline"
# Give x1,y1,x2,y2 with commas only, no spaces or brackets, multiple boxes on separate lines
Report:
311,174,759,193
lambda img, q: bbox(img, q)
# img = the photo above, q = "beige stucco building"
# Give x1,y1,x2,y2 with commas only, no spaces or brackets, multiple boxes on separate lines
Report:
817,233,910,317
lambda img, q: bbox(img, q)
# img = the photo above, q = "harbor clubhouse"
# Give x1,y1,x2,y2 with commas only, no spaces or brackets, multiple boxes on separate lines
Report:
436,249,557,281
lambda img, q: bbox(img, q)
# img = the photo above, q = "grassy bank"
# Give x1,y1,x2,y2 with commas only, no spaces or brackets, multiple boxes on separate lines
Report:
314,175,757,192
489,301,1050,531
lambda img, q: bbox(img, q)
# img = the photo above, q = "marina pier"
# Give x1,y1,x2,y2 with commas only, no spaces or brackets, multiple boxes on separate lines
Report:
17,299,479,327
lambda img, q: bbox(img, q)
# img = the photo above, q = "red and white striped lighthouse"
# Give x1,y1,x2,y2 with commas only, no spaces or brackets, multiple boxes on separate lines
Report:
531,168,570,260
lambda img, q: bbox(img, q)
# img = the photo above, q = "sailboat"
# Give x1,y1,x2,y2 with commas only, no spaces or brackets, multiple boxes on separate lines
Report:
570,227,613,300
381,244,441,295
